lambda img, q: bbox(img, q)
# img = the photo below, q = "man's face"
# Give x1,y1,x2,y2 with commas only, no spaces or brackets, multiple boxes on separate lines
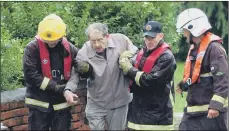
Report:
144,33,163,47
43,39,61,48
144,36,158,46
89,29,107,53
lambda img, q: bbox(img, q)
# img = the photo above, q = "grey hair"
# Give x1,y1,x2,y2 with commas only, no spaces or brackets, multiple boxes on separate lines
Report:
85,22,108,37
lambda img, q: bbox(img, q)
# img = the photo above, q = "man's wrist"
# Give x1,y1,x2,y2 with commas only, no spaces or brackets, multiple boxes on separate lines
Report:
64,89,71,92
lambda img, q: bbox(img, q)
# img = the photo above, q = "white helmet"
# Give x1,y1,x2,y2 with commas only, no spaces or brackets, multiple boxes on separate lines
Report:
176,8,212,37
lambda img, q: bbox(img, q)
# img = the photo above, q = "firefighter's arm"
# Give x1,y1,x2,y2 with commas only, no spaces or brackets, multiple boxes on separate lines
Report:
23,42,58,92
209,42,228,111
120,52,176,87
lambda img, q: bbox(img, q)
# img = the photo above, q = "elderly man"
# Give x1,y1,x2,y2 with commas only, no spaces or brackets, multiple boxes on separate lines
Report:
64,22,138,130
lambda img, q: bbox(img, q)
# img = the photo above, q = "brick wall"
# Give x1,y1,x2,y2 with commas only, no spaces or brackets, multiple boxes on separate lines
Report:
1,88,184,130
1,88,90,131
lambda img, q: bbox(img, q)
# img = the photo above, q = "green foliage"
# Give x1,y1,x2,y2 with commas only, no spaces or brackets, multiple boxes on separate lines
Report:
1,28,25,91
174,62,187,112
2,2,227,91
1,2,181,48
1,2,182,91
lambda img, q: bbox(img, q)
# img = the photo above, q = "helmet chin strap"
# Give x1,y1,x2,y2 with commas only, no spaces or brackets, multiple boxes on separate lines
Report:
188,33,196,45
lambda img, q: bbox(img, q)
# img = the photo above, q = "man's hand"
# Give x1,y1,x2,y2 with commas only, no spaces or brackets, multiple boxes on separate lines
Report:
207,109,219,119
55,84,66,94
119,57,133,74
74,60,90,74
64,90,79,106
120,51,134,60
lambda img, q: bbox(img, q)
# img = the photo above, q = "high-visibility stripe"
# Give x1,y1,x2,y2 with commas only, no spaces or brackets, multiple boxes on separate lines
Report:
187,104,209,113
212,94,226,104
187,101,228,113
128,121,174,130
40,77,50,90
170,90,174,107
53,102,70,110
25,98,71,110
25,98,49,108
135,71,144,86
200,72,212,77
224,98,228,107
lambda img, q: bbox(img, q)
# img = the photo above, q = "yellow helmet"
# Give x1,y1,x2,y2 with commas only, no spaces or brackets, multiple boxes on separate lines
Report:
38,14,66,41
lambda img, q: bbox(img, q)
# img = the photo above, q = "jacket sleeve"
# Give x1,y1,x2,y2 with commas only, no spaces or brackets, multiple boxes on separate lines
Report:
208,42,228,111
127,51,176,87
72,43,93,78
65,44,89,91
23,41,57,91
65,67,81,91
122,34,138,54
70,43,79,63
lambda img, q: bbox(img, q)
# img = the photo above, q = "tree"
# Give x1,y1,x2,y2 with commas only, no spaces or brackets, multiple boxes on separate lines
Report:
1,1,182,91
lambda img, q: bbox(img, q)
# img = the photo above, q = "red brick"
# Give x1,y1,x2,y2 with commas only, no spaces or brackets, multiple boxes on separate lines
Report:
72,114,79,121
1,108,28,120
78,124,90,130
9,100,25,110
78,112,86,120
2,116,28,127
1,111,13,121
1,103,10,111
12,124,28,130
71,105,81,114
23,115,28,124
71,121,83,129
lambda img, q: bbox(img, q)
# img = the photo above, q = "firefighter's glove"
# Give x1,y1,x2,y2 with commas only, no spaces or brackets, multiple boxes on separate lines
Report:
120,50,134,60
178,81,188,92
75,60,90,75
119,57,133,75
55,84,66,94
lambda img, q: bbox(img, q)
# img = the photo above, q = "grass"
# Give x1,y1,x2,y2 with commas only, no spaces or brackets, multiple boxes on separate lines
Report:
174,61,187,112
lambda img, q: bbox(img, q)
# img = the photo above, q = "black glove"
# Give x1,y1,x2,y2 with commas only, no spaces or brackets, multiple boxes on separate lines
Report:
178,81,188,92
74,60,90,75
54,84,66,94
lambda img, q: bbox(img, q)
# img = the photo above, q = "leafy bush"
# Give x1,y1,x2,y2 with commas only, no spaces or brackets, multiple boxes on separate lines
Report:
1,28,31,91
1,2,182,91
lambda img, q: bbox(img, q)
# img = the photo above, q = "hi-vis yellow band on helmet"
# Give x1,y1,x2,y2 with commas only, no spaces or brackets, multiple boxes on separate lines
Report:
38,14,66,41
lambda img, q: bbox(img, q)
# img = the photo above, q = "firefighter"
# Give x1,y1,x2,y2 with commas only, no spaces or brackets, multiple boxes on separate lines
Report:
119,21,176,130
176,8,228,130
63,22,138,130
23,14,78,130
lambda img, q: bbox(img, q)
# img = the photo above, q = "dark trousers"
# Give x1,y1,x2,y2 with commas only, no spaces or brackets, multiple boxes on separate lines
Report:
28,108,72,130
179,112,227,131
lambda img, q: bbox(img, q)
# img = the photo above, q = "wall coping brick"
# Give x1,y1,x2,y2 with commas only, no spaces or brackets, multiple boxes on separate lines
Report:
1,88,26,103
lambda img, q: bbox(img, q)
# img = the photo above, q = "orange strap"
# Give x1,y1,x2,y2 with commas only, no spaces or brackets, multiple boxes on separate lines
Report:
183,32,222,85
